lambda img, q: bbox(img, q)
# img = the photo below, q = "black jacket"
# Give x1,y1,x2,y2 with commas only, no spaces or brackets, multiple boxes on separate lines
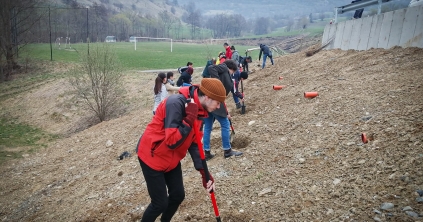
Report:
240,56,249,72
176,70,191,87
207,63,233,117
258,44,272,60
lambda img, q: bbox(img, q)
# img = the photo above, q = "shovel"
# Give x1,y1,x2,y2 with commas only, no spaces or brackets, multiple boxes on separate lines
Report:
240,79,246,114
229,118,235,143
193,121,222,222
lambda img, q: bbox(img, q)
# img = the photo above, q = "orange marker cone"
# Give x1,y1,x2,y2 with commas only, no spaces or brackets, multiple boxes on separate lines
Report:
304,92,319,98
273,85,285,90
361,133,368,144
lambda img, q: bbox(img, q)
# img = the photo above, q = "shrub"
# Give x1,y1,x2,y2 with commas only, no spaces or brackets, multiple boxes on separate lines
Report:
70,43,124,122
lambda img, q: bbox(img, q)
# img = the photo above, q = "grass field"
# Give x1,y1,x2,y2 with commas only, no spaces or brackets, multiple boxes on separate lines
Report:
20,42,258,71
0,118,56,164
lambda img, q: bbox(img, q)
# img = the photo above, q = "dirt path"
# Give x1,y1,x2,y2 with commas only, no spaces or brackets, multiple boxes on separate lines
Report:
0,45,422,222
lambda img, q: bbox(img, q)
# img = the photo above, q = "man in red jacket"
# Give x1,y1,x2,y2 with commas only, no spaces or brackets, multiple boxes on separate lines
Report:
224,42,232,61
137,78,227,222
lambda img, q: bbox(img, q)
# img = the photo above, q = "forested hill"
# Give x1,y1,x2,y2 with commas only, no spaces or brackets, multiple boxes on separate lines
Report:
176,0,352,18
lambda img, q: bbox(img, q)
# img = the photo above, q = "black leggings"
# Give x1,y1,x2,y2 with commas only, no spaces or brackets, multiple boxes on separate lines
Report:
138,157,185,222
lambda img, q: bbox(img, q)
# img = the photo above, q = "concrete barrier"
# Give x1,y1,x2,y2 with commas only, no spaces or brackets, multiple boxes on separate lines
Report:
323,5,423,50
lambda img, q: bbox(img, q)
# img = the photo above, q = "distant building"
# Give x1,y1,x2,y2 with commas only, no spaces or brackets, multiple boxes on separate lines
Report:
105,36,116,43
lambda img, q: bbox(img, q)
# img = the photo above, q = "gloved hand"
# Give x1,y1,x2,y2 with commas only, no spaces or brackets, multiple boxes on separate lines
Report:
184,102,198,127
199,169,214,189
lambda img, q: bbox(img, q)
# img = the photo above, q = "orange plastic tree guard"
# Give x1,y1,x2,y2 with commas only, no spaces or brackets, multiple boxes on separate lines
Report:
361,133,368,144
273,85,285,90
304,92,319,98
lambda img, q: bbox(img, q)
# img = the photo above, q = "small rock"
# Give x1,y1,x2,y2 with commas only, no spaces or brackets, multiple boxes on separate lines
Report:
239,209,244,213
373,209,381,214
416,190,423,197
416,197,423,203
347,142,355,146
380,202,394,210
358,159,366,164
333,178,341,185
106,140,114,147
402,206,413,211
248,121,256,126
361,115,373,121
108,203,112,207
326,209,334,215
373,217,381,221
298,158,306,163
258,188,272,197
405,211,419,218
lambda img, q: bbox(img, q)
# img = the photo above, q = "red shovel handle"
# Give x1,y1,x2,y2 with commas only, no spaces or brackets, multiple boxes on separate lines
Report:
193,121,221,222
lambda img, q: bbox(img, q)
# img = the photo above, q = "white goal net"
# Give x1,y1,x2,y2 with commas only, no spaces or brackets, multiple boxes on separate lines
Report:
131,37,173,52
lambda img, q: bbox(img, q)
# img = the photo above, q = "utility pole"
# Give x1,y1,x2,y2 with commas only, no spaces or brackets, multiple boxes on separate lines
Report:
86,7,89,55
49,7,52,61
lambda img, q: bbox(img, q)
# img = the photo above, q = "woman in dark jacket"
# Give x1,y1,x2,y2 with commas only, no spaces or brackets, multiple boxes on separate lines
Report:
176,67,193,87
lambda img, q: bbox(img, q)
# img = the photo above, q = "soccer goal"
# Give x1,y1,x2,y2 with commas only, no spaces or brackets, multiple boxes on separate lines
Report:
132,37,173,52
55,37,71,49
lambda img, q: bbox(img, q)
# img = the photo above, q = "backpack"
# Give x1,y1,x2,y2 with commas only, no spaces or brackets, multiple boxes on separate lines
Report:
201,60,213,78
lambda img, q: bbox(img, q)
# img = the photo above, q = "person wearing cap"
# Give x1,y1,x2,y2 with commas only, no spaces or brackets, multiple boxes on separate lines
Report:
204,59,243,160
218,52,226,64
136,78,227,222
258,43,274,69
232,71,249,109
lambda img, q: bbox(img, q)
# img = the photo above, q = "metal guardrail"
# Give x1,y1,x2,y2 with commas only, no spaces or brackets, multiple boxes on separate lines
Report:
334,0,392,23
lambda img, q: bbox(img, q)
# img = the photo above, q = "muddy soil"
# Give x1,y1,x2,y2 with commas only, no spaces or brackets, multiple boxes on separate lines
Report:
0,43,422,222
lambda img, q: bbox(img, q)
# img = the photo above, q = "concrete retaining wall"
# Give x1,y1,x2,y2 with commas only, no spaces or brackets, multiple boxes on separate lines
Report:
323,5,423,50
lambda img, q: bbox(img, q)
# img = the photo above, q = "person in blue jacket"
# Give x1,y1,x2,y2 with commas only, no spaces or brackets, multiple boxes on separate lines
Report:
258,44,274,69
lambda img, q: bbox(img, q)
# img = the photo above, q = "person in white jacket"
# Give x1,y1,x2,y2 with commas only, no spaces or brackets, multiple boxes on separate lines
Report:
165,72,180,95
153,73,168,115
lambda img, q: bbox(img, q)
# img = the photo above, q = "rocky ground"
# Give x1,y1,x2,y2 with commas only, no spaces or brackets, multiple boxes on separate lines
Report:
0,42,422,222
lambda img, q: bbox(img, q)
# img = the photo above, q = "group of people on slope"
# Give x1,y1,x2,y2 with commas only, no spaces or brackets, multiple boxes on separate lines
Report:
139,42,274,222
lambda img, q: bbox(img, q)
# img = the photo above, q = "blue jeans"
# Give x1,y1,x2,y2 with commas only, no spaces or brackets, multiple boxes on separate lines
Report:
231,90,239,104
203,112,231,151
262,53,274,68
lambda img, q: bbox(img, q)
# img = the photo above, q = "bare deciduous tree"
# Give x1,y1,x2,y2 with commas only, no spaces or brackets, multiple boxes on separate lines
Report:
0,0,44,81
319,12,325,21
159,10,176,38
69,43,124,122
253,17,270,35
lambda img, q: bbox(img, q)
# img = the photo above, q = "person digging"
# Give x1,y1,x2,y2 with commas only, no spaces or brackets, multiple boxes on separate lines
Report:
136,78,227,222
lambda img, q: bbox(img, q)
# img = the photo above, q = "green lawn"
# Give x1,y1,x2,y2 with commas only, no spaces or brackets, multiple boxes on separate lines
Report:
0,118,56,164
20,42,258,71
